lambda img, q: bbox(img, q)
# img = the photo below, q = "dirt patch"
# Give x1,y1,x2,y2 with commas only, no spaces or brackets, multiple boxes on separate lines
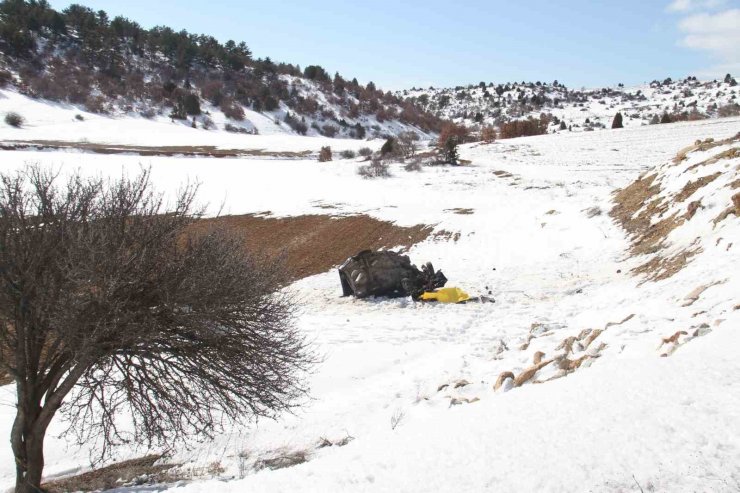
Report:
444,208,474,215
187,214,432,283
610,173,661,237
43,455,178,492
674,172,722,202
633,247,702,282
0,140,312,159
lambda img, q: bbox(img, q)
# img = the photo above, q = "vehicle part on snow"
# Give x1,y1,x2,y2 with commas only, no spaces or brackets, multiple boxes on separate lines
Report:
338,250,447,299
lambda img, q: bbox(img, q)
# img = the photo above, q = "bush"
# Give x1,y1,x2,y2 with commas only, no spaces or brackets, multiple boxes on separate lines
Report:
318,146,332,162
498,118,547,139
222,99,245,121
437,123,470,148
481,125,497,143
85,95,108,114
321,124,338,138
140,108,156,119
358,157,391,178
404,158,423,172
75,114,85,121
0,70,12,88
183,93,202,115
358,147,373,157
5,112,24,128
201,116,216,130
340,150,356,159
718,103,740,118
225,123,255,134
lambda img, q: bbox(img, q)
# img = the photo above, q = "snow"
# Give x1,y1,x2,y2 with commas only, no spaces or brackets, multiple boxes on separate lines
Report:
0,88,739,492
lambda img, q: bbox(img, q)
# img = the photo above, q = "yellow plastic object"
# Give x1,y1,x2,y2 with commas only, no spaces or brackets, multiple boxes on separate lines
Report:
419,287,470,303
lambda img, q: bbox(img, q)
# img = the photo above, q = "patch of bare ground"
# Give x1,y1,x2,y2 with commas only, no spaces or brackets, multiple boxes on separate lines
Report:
187,214,432,283
0,140,312,159
674,172,722,202
433,229,461,242
713,192,740,225
632,247,702,282
672,133,740,165
42,455,179,493
444,207,474,215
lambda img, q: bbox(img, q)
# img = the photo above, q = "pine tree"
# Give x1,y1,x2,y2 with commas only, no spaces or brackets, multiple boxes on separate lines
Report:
611,112,623,129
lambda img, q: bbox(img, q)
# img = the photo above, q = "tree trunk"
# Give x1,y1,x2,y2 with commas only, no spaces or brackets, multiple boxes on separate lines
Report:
12,405,49,493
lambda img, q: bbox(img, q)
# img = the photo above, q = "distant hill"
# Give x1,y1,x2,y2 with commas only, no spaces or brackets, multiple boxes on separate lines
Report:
398,76,740,138
0,0,445,139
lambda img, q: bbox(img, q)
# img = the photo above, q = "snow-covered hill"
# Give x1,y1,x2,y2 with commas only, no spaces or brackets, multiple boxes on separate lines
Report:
399,76,740,135
1,103,738,492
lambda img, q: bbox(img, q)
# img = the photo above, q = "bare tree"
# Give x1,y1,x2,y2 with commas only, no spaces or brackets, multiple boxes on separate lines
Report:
0,166,312,493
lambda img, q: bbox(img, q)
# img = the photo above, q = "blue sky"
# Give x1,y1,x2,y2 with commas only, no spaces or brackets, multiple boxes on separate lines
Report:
48,0,740,91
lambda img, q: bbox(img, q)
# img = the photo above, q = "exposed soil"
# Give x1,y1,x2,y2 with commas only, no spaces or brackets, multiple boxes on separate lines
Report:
674,172,721,202
187,213,433,283
42,455,176,493
0,140,312,159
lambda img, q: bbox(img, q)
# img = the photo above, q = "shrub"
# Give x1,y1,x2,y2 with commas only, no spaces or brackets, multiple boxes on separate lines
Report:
404,158,423,172
358,158,391,178
75,114,85,121
380,137,398,157
0,70,12,87
611,112,623,129
481,125,497,143
318,146,332,162
140,108,156,119
5,112,24,128
222,99,245,121
225,123,254,134
718,103,740,118
201,116,216,130
498,118,547,139
85,95,108,114
321,124,338,138
183,93,202,116
340,150,356,159
284,113,308,135
397,131,420,158
358,147,373,157
437,123,470,148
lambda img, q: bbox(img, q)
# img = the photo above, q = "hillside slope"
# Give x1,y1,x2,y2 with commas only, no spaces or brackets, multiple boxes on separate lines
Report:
0,111,738,491
0,1,443,139
400,76,740,136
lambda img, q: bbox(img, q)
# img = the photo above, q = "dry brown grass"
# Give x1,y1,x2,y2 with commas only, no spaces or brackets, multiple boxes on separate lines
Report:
633,247,702,282
43,455,177,492
672,133,740,165
674,172,721,202
686,200,702,219
494,371,515,391
514,359,553,387
187,214,432,283
0,140,312,159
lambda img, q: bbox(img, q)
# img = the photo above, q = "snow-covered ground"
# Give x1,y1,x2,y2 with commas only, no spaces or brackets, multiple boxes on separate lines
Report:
0,96,738,492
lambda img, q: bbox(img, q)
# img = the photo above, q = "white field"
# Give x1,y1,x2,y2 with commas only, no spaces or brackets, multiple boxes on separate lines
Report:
0,89,739,492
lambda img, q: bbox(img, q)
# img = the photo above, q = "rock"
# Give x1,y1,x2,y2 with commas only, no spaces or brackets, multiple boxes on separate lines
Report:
533,351,546,365
494,371,515,391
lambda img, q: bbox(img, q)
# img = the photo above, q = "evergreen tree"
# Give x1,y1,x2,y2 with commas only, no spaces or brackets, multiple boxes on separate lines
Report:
611,112,623,129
